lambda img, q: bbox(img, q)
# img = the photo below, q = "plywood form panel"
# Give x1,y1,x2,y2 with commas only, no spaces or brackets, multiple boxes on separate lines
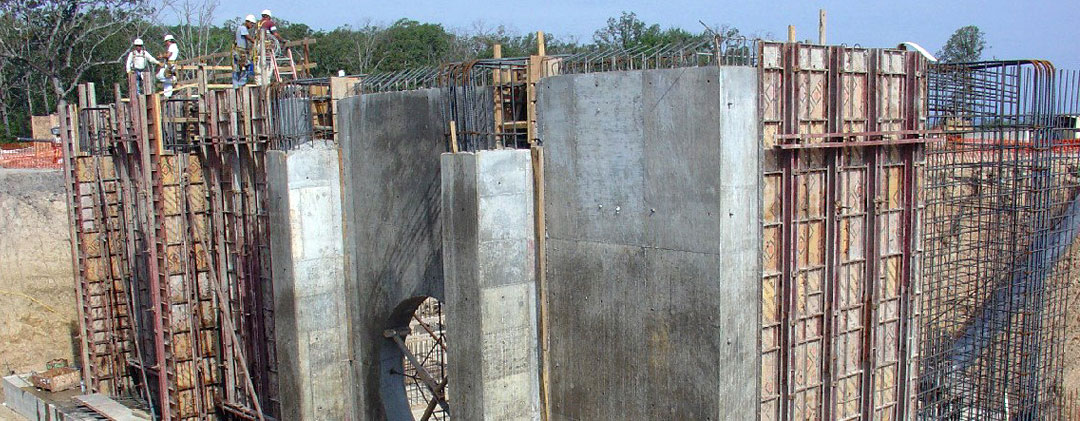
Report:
759,42,925,421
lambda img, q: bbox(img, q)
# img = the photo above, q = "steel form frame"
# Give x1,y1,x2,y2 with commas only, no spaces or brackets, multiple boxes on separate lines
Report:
759,41,927,421
59,72,298,420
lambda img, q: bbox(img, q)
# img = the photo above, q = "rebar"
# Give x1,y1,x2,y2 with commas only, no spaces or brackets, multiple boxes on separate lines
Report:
919,61,1080,420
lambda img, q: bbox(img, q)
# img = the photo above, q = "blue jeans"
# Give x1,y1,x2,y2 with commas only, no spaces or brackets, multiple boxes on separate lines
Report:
233,56,253,88
134,71,146,95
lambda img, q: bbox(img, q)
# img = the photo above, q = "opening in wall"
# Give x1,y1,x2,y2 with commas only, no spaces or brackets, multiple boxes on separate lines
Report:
381,296,449,420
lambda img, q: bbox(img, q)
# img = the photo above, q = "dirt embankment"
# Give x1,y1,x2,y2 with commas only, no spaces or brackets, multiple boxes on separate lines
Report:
0,169,77,376
1066,252,1080,404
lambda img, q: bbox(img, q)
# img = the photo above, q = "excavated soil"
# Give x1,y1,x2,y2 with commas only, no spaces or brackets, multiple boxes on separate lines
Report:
0,169,77,377
1065,256,1080,404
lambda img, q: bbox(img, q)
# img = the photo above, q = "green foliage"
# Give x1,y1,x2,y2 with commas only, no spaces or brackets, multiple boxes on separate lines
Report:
593,11,705,49
0,8,732,136
937,25,987,63
373,19,453,71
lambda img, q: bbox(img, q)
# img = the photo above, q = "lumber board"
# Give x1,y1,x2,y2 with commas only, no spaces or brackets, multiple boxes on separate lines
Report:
74,394,149,420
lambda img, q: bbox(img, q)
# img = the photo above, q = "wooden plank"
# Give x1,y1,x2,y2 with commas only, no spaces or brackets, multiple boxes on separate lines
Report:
448,120,459,154
176,65,233,71
531,145,550,420
74,394,150,420
330,76,360,144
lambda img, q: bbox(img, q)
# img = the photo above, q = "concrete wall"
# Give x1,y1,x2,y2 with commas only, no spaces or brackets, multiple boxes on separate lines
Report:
441,150,541,420
267,143,347,420
536,66,761,419
338,89,446,420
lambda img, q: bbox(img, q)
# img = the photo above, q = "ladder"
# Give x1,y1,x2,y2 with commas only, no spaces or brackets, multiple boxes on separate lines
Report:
255,30,306,84
271,47,300,82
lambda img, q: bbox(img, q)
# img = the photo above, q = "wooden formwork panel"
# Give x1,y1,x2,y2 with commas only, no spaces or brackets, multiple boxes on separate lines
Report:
63,84,284,420
759,42,925,421
67,134,140,396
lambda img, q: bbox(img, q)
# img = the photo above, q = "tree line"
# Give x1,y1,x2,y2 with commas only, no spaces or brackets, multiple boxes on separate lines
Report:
0,1,738,142
0,0,985,142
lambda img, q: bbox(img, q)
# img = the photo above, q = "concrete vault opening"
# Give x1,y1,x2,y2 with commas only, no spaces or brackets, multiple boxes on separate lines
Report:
381,296,450,420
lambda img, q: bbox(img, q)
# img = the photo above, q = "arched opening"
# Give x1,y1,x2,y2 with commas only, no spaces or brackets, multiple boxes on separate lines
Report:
380,296,449,420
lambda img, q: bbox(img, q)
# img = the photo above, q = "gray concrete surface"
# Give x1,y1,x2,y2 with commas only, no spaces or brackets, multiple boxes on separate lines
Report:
338,88,447,420
441,150,541,420
536,66,761,420
267,143,348,421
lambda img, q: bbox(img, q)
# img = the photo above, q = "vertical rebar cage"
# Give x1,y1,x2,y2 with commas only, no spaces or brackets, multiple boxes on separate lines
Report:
269,79,335,150
919,62,1080,419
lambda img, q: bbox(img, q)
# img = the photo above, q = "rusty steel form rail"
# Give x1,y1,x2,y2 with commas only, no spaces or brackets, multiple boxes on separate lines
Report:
59,71,350,420
759,41,929,421
919,61,1080,420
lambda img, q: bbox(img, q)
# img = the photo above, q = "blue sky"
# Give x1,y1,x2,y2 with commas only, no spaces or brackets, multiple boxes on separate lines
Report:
209,0,1080,69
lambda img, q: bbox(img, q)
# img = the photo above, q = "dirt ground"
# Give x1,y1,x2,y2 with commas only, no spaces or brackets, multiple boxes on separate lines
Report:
0,168,1076,419
1065,255,1080,404
0,168,77,378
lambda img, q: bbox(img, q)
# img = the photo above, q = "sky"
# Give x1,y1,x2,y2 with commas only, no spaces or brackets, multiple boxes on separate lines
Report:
208,0,1080,69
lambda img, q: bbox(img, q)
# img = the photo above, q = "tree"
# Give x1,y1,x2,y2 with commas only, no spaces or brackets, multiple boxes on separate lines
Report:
374,19,452,71
0,0,157,110
167,0,231,60
594,11,710,50
593,11,658,49
937,25,987,63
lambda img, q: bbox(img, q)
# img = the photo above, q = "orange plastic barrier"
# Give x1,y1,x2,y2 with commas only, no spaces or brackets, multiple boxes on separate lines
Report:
0,142,62,169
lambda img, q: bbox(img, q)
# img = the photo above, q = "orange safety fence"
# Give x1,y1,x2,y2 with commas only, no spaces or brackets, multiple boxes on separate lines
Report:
0,142,63,169
944,135,1080,153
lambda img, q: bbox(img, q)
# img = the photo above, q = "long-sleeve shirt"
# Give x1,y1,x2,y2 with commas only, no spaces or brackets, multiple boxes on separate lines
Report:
125,49,160,72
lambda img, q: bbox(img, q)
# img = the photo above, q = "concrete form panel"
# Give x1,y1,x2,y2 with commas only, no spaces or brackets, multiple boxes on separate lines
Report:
758,42,925,421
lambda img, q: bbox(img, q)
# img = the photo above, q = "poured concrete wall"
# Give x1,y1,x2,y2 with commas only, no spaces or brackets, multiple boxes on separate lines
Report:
338,89,446,420
441,150,541,420
267,143,347,420
536,66,761,419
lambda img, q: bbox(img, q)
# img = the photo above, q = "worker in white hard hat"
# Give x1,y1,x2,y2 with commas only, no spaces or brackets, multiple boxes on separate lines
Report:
156,35,180,98
125,38,160,95
233,15,258,88
259,10,286,43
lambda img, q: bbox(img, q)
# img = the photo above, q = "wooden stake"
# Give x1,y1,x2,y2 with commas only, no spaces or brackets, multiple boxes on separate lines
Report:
531,145,550,421
87,83,97,107
449,120,459,153
819,9,827,45
536,31,546,57
788,25,797,43
492,44,504,148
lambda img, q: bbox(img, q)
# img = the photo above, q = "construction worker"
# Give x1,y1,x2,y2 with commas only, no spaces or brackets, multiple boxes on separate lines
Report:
232,15,258,88
259,10,286,44
125,38,160,95
156,35,180,98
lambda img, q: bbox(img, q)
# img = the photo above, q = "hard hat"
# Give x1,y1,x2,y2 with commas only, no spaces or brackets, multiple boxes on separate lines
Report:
245,14,257,23
261,9,272,17
133,38,144,46
163,34,175,42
